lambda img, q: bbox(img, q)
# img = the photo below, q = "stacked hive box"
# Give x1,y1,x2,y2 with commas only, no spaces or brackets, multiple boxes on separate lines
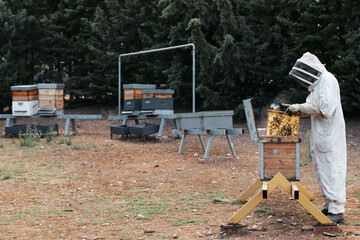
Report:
141,89,174,112
261,110,300,180
123,84,156,111
11,85,39,116
37,84,64,115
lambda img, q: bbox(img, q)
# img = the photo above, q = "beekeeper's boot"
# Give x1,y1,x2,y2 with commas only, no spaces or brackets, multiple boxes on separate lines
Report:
327,213,345,223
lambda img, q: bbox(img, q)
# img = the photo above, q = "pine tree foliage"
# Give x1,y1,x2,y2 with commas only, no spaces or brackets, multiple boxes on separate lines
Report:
0,0,359,116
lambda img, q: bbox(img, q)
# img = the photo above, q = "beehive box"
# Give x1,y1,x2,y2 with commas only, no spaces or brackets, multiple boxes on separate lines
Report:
175,111,233,130
37,84,64,110
11,85,38,101
141,89,174,110
261,138,299,180
265,110,299,136
123,84,156,111
261,110,300,181
11,85,39,116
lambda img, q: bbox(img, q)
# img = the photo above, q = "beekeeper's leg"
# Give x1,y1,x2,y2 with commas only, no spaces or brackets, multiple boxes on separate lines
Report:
317,152,346,214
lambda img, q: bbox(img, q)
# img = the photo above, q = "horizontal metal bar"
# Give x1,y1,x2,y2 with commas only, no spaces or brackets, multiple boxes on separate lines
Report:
184,129,207,135
56,115,103,119
1,114,102,120
119,43,195,58
207,129,226,135
108,114,176,120
227,128,245,134
0,114,16,119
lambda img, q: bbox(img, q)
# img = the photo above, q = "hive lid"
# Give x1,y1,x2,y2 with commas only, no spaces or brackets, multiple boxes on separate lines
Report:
140,89,174,94
11,85,38,91
37,83,64,89
123,84,156,89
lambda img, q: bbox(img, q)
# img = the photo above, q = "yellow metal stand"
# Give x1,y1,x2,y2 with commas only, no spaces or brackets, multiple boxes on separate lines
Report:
227,172,332,224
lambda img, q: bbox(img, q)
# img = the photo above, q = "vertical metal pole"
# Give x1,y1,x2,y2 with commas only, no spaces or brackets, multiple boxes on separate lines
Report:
192,45,195,113
118,57,122,115
259,142,264,180
296,142,300,180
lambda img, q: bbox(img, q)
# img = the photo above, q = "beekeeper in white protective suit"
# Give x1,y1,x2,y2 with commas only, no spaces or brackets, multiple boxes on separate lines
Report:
285,52,347,224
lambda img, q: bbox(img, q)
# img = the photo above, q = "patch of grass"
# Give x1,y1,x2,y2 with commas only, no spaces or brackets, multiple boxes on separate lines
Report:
2,172,12,180
339,221,350,226
87,195,111,205
65,137,73,146
303,209,311,215
45,128,54,143
0,165,15,180
254,206,270,213
72,144,85,150
357,191,360,201
346,178,359,185
354,221,360,226
87,142,97,149
172,218,208,226
155,235,168,239
19,125,41,148
348,209,360,215
9,215,26,222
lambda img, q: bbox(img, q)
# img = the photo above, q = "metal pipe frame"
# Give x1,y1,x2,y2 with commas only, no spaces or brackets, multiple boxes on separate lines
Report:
118,43,196,115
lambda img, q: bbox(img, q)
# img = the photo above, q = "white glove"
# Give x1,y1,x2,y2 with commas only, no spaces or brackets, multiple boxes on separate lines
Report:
285,104,301,116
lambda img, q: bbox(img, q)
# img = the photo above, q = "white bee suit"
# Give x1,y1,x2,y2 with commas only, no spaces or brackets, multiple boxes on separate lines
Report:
291,53,347,214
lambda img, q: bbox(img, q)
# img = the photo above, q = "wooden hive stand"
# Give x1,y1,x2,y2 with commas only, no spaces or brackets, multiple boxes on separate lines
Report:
225,99,333,226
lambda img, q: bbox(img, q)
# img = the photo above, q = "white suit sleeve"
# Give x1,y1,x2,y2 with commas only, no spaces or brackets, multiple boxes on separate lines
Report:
297,73,337,118
317,74,338,118
298,101,321,115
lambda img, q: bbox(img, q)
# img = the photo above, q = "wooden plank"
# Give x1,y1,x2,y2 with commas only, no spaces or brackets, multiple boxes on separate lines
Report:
264,158,296,169
264,142,296,149
264,150,296,159
297,192,332,224
124,89,134,100
236,179,262,202
154,93,173,98
39,94,56,100
56,100,64,110
39,100,56,108
260,136,300,143
142,93,153,98
264,146,296,154
39,89,56,95
264,169,296,180
295,182,314,200
227,190,263,224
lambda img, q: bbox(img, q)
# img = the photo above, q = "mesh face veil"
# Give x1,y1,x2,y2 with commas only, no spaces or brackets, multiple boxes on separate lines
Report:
289,61,323,87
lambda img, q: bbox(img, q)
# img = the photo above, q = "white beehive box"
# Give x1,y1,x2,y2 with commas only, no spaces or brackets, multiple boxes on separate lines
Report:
11,85,39,116
12,100,38,116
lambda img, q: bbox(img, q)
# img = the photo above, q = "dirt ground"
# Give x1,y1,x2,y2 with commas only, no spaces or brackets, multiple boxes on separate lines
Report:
0,105,359,240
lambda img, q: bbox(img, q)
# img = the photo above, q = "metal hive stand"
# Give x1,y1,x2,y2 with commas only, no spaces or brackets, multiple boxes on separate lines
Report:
172,128,244,159
0,114,103,136
226,99,332,225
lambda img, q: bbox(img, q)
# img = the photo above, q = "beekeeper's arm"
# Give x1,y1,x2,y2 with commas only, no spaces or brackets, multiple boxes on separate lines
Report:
286,77,337,118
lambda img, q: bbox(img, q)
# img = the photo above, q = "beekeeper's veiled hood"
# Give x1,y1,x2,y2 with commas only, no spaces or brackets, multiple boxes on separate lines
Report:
289,52,326,88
